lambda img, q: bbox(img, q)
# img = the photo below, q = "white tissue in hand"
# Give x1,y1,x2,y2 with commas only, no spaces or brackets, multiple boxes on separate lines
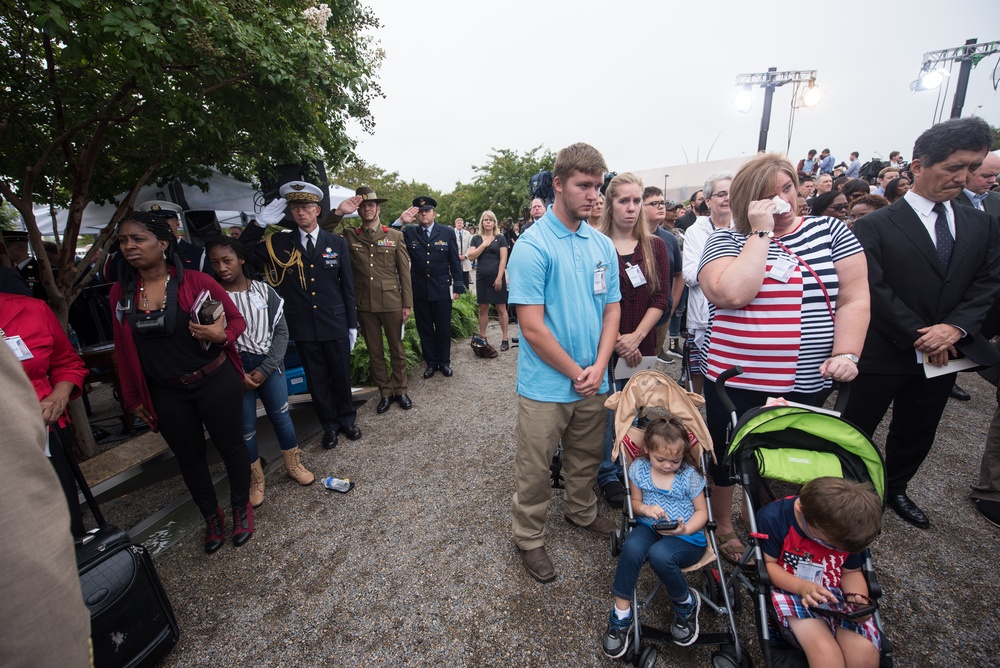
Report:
771,195,791,215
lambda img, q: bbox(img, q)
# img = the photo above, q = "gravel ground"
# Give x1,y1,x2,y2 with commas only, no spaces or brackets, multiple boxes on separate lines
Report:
95,320,999,668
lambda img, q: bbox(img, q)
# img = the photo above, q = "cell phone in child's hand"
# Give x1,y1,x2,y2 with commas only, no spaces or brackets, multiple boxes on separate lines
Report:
652,519,679,531
809,600,877,620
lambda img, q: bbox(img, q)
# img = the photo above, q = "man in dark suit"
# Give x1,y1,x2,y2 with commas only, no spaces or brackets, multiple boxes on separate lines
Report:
954,150,1000,220
241,181,361,450
845,117,1000,528
401,196,465,379
949,150,1000,401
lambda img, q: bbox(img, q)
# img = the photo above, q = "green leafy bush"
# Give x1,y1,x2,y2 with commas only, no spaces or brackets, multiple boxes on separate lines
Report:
349,293,481,385
350,314,423,386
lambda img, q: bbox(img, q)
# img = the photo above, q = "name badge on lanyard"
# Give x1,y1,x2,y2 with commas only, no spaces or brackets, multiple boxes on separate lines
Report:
767,258,796,283
594,262,608,295
794,560,824,585
3,334,34,361
625,262,647,288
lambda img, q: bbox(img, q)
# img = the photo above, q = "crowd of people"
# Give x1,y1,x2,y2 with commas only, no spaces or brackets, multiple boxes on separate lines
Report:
2,116,999,667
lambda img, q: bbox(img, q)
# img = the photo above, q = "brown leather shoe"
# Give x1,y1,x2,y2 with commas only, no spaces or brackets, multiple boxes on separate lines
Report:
519,546,556,583
566,514,616,539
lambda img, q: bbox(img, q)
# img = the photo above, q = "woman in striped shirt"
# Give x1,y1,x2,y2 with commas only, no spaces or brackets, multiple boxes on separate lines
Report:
696,153,870,563
207,237,314,507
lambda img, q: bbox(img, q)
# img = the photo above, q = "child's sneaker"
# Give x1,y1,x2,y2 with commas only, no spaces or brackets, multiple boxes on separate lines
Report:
601,608,633,659
670,591,700,646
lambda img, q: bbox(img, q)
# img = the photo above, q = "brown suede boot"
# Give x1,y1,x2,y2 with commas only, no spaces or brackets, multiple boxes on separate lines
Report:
249,459,265,508
282,448,314,486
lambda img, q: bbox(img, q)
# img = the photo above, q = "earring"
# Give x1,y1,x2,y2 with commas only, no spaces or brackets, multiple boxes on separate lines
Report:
162,250,167,259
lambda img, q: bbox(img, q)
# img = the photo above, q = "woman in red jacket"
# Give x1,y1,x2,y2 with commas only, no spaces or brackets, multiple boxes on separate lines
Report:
0,292,87,536
110,211,252,554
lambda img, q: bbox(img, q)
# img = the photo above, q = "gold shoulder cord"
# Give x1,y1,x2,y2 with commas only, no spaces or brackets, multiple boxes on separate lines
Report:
263,232,306,290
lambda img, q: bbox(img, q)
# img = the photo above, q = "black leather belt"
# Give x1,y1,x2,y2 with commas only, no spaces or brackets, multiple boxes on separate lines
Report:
163,353,227,385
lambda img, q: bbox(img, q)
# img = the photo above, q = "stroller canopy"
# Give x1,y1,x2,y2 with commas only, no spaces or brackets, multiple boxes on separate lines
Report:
724,406,886,501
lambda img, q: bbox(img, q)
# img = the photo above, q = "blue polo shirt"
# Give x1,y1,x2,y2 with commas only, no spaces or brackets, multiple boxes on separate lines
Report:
508,208,621,403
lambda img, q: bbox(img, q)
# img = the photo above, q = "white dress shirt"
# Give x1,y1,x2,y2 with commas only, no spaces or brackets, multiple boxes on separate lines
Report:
902,190,955,248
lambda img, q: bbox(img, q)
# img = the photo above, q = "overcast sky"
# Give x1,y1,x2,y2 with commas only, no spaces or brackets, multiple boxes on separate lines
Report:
347,0,1000,192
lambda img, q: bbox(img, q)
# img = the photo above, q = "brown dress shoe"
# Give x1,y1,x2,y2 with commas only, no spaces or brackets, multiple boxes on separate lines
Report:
566,514,616,539
519,546,556,583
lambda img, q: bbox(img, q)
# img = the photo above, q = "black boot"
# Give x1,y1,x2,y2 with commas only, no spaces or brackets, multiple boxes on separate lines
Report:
204,506,225,554
231,501,255,547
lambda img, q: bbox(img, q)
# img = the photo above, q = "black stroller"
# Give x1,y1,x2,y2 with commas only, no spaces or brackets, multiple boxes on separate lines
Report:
713,367,894,668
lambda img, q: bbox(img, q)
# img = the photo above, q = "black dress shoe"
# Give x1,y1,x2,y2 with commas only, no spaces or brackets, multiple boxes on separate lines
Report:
423,366,436,379
438,364,453,377
887,492,930,528
376,396,393,414
950,384,971,401
340,424,362,441
395,393,413,409
322,431,338,450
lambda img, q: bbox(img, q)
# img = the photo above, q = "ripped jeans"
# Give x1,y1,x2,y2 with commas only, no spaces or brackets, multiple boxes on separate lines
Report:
241,352,298,462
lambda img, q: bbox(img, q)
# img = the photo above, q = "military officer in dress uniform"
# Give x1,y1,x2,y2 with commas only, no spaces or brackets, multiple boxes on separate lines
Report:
1,232,45,300
240,181,361,449
323,186,414,415
400,196,465,379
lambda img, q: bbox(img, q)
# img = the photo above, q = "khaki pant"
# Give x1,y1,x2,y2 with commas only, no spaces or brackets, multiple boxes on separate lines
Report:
358,309,407,397
511,393,606,550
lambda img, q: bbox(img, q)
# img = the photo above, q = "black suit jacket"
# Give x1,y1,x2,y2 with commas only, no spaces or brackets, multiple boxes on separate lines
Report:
852,197,1000,375
241,224,357,342
954,189,1000,221
403,223,466,301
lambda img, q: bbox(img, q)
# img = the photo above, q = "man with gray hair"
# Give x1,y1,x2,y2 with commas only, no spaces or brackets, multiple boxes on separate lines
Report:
845,117,1000,529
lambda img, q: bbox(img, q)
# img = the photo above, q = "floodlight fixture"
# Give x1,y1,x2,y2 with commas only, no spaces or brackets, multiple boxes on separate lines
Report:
733,85,753,113
800,78,823,107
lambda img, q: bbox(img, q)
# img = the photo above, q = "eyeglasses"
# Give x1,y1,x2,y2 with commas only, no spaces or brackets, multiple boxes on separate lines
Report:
829,203,849,212
645,200,666,208
711,191,730,200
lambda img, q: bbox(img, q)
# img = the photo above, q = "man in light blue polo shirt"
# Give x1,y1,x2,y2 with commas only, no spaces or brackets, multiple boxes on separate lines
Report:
507,142,621,583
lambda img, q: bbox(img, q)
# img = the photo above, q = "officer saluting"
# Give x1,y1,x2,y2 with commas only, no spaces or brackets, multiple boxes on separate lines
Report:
323,186,415,415
401,196,465,379
240,181,361,450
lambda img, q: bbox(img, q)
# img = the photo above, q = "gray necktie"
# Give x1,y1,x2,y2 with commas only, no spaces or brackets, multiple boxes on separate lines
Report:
933,202,953,269
425,228,430,240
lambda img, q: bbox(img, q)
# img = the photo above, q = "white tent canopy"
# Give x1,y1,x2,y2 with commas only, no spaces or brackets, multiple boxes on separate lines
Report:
26,170,355,237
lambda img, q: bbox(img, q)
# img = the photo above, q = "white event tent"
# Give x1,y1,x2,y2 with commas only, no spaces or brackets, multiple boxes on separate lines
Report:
26,170,356,237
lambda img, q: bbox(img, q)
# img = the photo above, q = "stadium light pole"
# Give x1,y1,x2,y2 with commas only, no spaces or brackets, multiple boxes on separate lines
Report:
734,68,820,153
909,38,1000,119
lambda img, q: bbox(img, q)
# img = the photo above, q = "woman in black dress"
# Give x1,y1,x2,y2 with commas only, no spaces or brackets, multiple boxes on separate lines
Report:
468,210,510,351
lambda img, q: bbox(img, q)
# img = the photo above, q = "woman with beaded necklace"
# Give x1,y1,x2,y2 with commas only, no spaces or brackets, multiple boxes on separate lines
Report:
110,211,253,554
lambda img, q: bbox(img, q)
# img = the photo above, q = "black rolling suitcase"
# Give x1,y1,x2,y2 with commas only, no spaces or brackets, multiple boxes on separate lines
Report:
67,440,179,667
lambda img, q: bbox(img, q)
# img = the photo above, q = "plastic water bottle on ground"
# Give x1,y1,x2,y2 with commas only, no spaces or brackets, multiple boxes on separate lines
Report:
322,477,352,492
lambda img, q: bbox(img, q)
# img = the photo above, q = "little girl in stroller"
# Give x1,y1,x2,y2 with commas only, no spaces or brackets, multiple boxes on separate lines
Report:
601,416,708,658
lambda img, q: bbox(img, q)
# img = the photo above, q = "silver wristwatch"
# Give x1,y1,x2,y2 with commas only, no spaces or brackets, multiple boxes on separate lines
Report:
835,353,859,364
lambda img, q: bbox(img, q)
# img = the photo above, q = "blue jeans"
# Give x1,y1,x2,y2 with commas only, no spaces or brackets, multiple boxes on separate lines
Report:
598,378,628,487
241,353,298,462
612,524,704,602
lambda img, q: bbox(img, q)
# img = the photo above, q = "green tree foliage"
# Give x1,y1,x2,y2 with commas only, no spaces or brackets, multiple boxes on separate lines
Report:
992,124,1000,151
438,146,556,225
0,202,18,230
0,0,383,320
329,159,440,229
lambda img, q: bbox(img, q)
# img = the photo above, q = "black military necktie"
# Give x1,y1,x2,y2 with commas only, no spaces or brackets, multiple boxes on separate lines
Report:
306,233,315,257
932,202,953,269
425,227,430,240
